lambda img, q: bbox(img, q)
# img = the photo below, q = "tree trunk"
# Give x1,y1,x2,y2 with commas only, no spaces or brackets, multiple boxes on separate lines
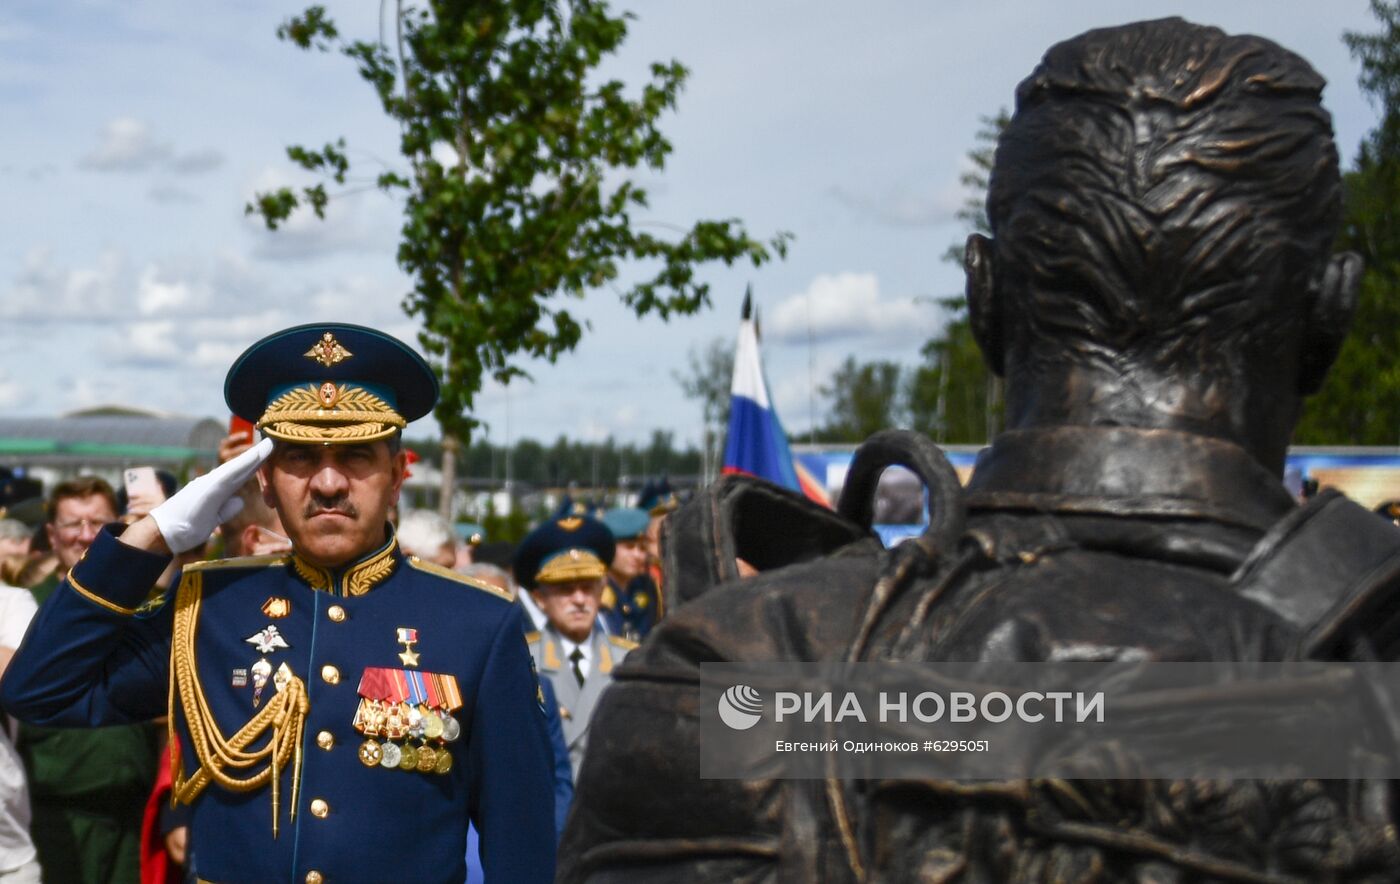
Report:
439,434,459,521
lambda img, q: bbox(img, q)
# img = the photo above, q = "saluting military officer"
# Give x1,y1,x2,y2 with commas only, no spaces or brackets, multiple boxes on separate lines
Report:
516,516,635,780
0,323,555,883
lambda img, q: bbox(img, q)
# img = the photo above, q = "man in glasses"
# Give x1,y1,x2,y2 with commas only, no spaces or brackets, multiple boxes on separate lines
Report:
22,477,158,884
44,478,117,578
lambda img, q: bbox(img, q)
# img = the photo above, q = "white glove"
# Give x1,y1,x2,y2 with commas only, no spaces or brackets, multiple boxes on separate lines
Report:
152,437,274,554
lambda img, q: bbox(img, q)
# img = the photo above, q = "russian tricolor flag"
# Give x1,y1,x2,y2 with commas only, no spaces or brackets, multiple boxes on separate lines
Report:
722,292,830,506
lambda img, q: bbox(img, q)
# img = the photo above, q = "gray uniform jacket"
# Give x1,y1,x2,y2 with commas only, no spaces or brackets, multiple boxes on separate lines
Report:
527,624,635,779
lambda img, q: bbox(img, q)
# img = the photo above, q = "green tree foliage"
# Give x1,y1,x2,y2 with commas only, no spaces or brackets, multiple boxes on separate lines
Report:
813,356,907,442
250,1,790,441
479,497,535,544
908,111,1008,444
907,296,1003,443
1296,0,1400,444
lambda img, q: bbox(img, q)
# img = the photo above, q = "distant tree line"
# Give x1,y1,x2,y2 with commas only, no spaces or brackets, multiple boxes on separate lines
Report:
405,430,700,489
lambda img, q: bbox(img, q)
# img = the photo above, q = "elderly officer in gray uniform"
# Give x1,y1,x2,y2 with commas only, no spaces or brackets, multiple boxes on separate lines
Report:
1,323,555,883
516,515,636,780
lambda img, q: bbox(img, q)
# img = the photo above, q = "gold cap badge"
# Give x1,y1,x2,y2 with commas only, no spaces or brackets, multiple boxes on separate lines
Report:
305,332,353,368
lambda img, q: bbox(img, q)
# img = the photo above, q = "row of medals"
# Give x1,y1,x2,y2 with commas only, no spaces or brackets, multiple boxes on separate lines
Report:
355,699,461,775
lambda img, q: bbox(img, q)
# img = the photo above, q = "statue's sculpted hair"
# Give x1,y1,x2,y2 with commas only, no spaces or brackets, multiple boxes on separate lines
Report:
988,18,1342,373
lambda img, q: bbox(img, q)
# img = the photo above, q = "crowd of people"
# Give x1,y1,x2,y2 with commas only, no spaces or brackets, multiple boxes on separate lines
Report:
0,442,682,884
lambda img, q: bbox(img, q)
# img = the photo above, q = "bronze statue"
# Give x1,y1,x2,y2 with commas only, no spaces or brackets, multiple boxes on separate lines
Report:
560,18,1400,882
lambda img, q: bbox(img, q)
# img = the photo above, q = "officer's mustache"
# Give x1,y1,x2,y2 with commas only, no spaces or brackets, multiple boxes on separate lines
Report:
305,493,358,519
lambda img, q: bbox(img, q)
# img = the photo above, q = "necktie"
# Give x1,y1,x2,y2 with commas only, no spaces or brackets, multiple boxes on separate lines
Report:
570,647,585,687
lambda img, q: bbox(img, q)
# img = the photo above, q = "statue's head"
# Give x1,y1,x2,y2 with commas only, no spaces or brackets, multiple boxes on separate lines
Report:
967,18,1360,468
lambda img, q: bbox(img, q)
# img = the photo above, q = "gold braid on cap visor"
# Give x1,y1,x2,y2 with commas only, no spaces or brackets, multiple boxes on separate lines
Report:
257,383,406,444
537,549,608,584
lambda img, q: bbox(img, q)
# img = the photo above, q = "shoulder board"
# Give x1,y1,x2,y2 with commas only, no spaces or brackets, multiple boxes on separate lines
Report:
607,635,639,651
524,630,541,644
406,556,514,603
183,554,289,573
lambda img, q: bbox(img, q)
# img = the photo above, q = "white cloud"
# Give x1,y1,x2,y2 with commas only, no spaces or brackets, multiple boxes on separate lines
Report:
136,266,195,314
0,371,29,409
614,404,639,429
192,311,295,368
304,273,404,319
829,180,964,228
302,276,421,349
168,148,224,175
4,249,270,327
98,268,419,372
63,375,141,412
78,118,225,177
577,418,609,443
0,249,301,375
148,184,199,204
243,167,397,262
769,350,845,434
124,320,183,365
103,310,291,371
1,247,129,321
78,118,171,172
765,273,934,345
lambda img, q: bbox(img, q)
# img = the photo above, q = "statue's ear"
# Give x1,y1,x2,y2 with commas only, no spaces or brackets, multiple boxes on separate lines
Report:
965,234,1004,377
1298,251,1362,395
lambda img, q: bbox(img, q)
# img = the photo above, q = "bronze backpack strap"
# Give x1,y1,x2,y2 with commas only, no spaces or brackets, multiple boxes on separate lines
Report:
659,474,874,611
1229,489,1400,659
657,428,966,614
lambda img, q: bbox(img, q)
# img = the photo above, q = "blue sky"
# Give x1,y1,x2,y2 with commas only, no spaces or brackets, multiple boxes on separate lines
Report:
0,1,1382,447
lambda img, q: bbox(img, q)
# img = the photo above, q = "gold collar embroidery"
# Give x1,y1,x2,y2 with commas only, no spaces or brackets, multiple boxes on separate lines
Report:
289,534,401,597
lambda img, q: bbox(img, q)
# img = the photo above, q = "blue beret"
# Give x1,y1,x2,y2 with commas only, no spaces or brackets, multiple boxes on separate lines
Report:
602,507,649,541
514,515,615,591
224,323,438,445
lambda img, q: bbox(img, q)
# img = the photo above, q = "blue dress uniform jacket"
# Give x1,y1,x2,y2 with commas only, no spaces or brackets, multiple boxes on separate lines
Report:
600,575,658,642
0,526,555,884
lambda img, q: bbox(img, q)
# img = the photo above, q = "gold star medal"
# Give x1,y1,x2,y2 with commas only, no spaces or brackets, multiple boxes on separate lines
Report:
396,627,420,667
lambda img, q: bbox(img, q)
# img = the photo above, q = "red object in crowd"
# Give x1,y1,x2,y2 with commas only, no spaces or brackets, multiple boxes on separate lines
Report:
404,448,420,480
140,740,179,884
